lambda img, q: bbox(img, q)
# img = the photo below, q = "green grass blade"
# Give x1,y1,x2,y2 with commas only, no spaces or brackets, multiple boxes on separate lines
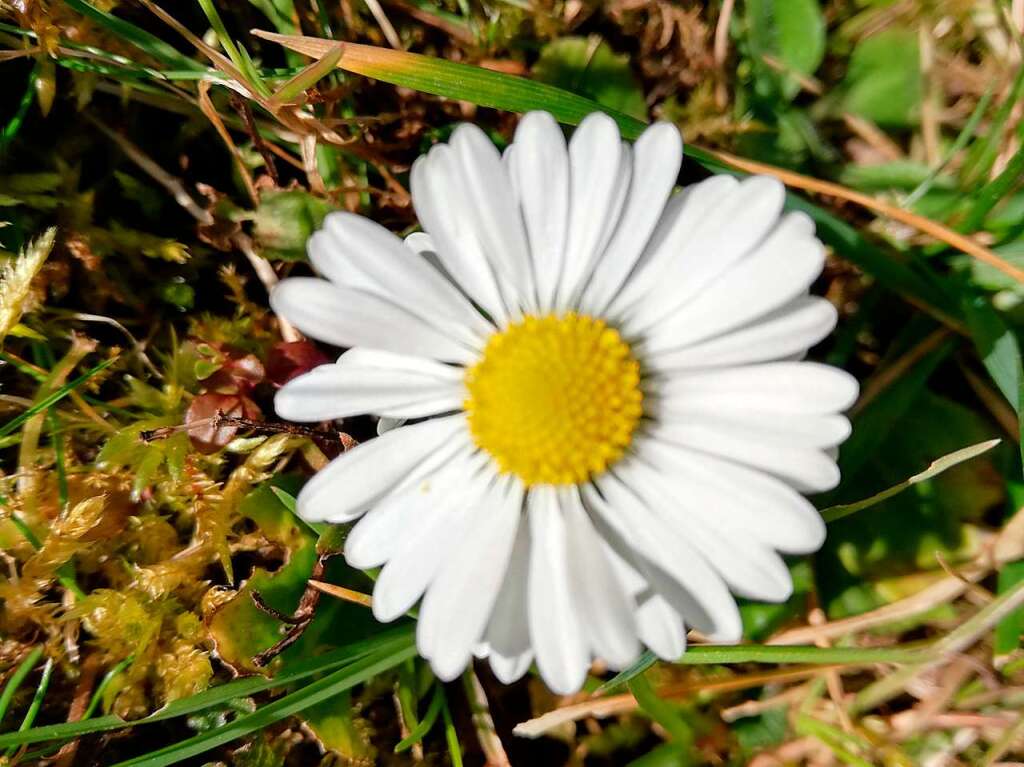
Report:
671,644,925,665
820,438,1001,523
961,141,1024,233
109,636,418,767
5,659,53,756
627,674,694,756
0,61,39,154
252,31,648,138
394,684,443,753
0,627,412,749
439,688,463,767
61,0,203,71
0,647,44,727
0,357,117,439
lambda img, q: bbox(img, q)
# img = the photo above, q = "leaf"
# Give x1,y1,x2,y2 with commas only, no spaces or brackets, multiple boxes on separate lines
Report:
251,31,649,139
841,28,922,127
532,37,647,120
821,439,1002,523
745,0,826,100
252,189,338,261
995,560,1024,658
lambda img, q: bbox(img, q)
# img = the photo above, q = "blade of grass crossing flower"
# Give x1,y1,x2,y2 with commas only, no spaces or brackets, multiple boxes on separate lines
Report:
251,31,648,139
593,650,657,694
0,628,413,749
820,438,1002,523
0,357,117,439
61,0,203,72
0,647,44,726
109,636,418,767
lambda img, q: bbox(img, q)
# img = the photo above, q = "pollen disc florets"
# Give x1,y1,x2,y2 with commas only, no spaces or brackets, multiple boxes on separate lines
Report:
464,313,643,486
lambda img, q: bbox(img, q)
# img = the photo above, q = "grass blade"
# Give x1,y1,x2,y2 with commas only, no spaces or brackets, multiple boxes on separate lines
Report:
251,31,648,138
61,0,203,72
820,439,1001,523
0,647,44,727
0,357,117,439
0,627,412,749
109,635,418,767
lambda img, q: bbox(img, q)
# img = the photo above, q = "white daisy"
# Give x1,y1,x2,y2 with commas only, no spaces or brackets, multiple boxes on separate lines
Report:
270,111,858,695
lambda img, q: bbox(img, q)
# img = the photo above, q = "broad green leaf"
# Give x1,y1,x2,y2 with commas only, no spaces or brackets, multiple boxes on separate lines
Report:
995,560,1024,657
533,37,647,120
745,0,826,100
841,28,921,127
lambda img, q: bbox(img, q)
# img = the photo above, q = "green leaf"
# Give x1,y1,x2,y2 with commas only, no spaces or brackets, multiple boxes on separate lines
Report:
252,189,339,261
995,560,1024,657
821,438,1001,523
252,31,649,139
533,37,647,121
745,0,826,100
841,28,921,127
61,0,204,72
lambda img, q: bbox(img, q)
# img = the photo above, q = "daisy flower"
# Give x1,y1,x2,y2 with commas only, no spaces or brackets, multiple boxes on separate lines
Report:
270,111,858,694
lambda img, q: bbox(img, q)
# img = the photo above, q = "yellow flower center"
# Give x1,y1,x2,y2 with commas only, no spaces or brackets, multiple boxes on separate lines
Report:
464,313,643,487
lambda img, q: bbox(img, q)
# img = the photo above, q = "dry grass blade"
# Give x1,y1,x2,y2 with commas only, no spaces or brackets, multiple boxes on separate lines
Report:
701,147,1024,285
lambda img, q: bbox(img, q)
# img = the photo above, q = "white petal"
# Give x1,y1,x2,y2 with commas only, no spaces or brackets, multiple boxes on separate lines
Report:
411,148,509,323
484,519,533,684
579,122,683,316
630,438,826,554
613,176,785,330
637,595,686,660
583,479,742,642
556,113,629,309
527,486,589,695
562,487,639,669
450,124,535,312
511,112,569,313
372,454,492,622
647,422,841,493
296,416,469,523
651,362,859,414
652,408,851,449
646,297,838,372
607,175,739,318
640,214,824,348
270,278,478,364
310,212,491,344
417,475,523,680
344,446,475,569
275,354,463,422
618,455,793,602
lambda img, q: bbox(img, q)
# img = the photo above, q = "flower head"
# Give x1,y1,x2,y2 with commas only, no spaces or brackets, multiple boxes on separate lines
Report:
271,112,858,694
